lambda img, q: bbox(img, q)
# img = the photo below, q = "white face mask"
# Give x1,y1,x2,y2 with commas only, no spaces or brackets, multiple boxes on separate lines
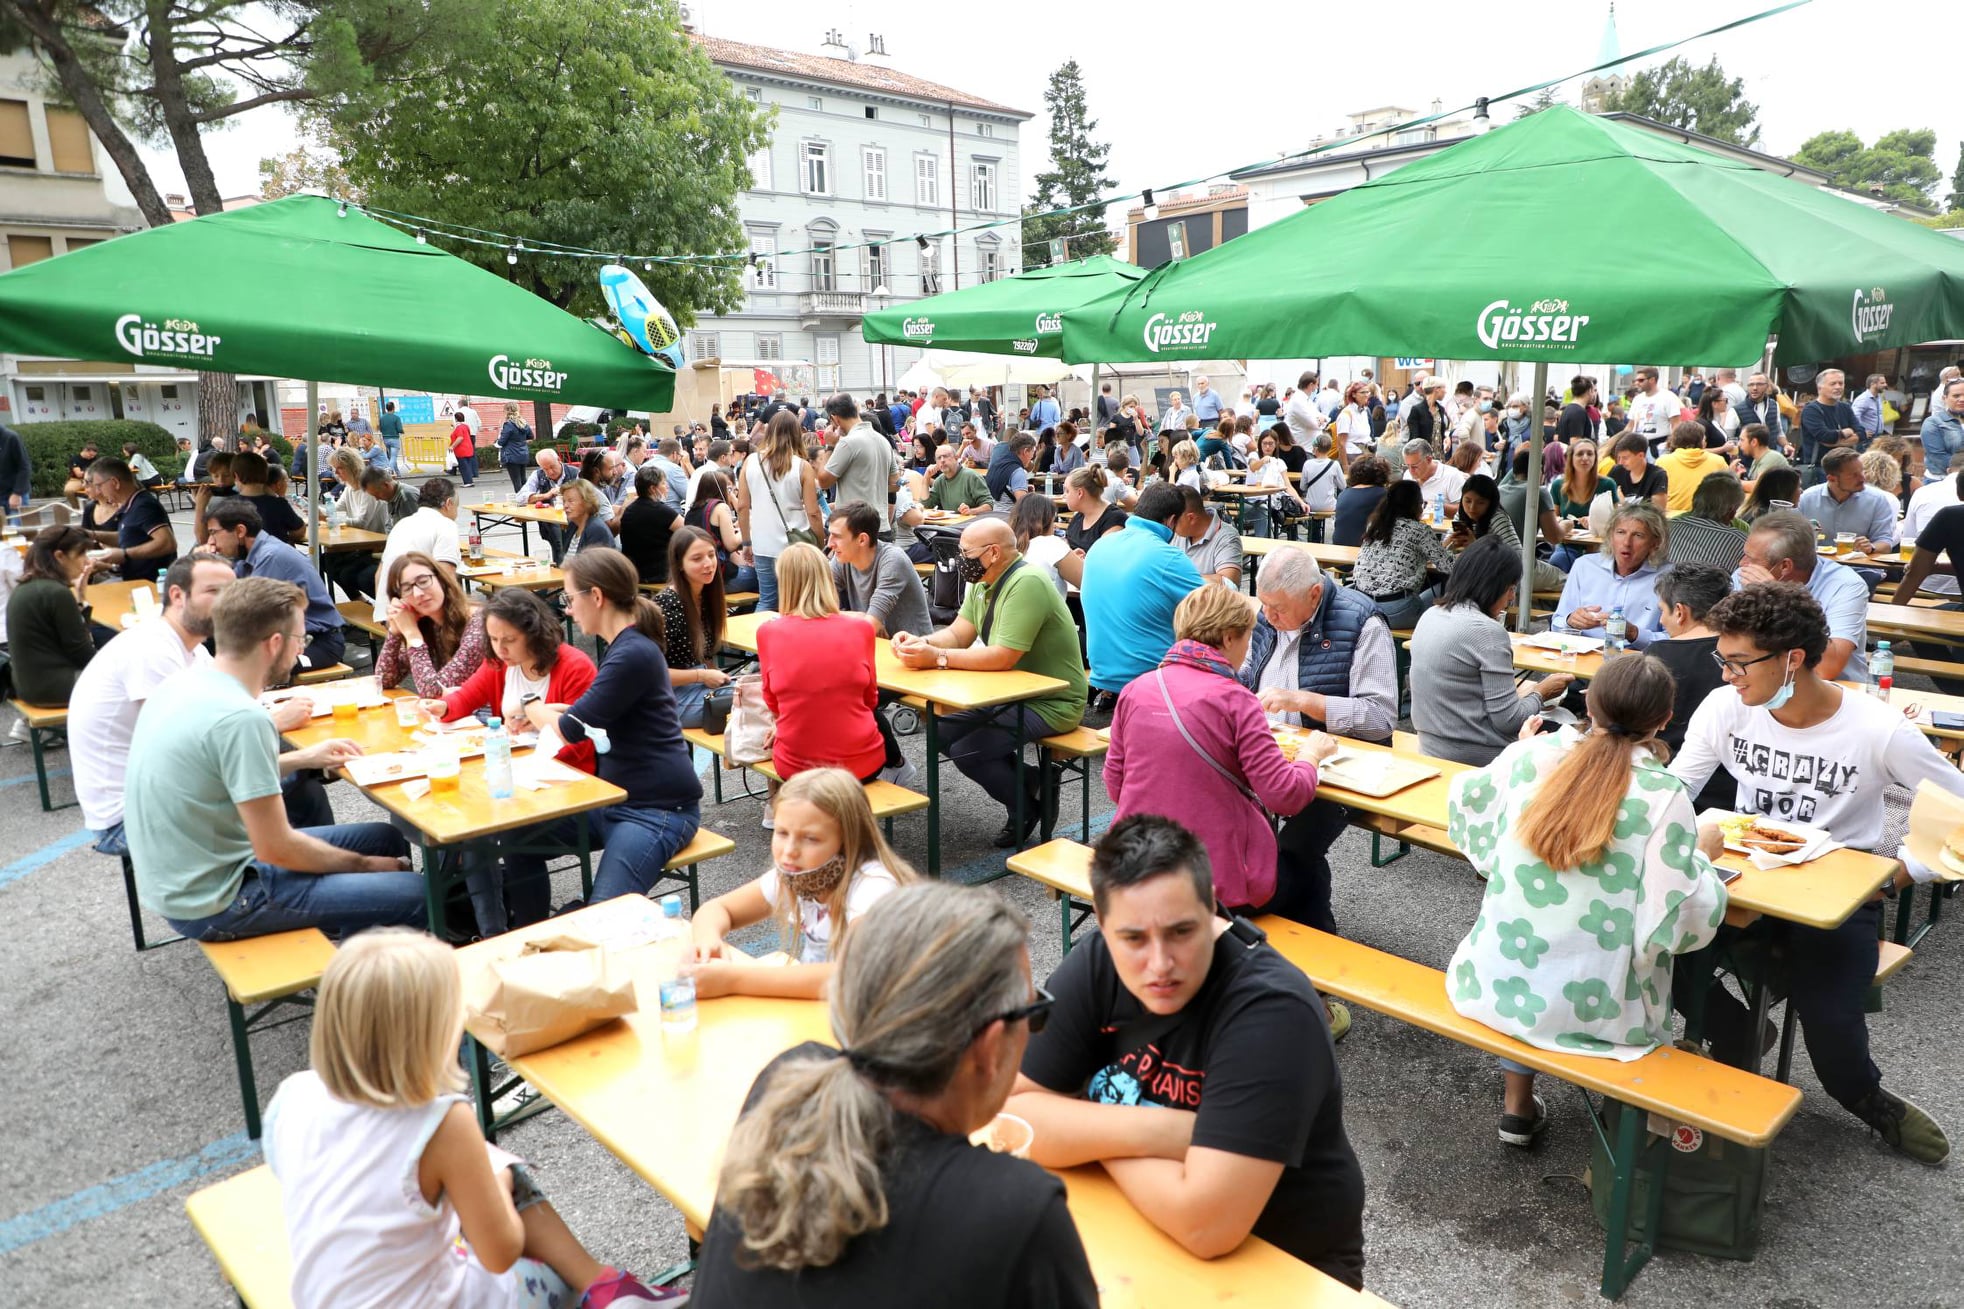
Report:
1507,406,1525,418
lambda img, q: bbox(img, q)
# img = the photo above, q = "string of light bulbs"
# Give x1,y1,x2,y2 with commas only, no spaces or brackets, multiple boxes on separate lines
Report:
345,0,1808,272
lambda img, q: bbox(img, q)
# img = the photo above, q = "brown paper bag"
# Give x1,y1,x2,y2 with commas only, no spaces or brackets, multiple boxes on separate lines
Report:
464,931,638,1058
1904,781,1964,884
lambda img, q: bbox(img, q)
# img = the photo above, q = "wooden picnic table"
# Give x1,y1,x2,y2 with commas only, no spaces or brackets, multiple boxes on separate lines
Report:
1280,732,1896,931
312,524,389,554
459,546,567,594
1868,601,1964,645
722,610,1068,875
473,500,570,556
461,897,1372,1307
283,687,624,933
83,578,155,632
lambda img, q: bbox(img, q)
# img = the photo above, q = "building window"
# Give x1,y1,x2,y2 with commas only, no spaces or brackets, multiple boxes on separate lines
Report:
860,239,891,292
919,241,941,295
864,106,877,120
978,244,1001,283
915,154,938,206
690,331,720,361
0,99,33,167
6,234,54,268
919,113,932,128
977,122,994,138
815,334,841,389
748,234,778,290
801,141,831,195
64,237,101,254
755,333,783,361
811,240,836,292
861,147,887,201
73,385,92,403
44,108,95,174
160,384,180,401
745,88,763,102
808,96,823,111
747,141,773,191
1167,221,1189,261
971,161,996,213
23,385,44,403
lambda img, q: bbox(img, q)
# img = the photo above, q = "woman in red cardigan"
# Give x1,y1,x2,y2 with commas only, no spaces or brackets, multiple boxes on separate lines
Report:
756,543,884,790
419,587,598,775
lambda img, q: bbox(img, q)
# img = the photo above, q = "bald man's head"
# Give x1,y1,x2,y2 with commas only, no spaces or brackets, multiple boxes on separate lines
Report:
960,518,1019,585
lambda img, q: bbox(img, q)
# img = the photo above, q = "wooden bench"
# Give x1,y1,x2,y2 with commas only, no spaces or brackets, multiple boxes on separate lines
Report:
186,1165,293,1308
1038,725,1110,842
1255,914,1801,1298
200,929,337,1139
1890,653,1964,682
682,727,929,836
1007,838,1099,953
335,601,388,660
6,697,71,811
293,662,353,687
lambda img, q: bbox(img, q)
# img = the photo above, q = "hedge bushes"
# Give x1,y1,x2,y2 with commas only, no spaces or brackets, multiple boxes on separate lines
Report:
13,420,182,498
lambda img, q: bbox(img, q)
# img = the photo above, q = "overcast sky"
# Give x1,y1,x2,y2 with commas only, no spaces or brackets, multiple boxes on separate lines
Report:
149,0,1957,215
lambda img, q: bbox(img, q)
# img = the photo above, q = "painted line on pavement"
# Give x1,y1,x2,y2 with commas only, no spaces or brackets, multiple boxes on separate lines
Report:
0,829,97,890
0,766,69,790
0,1132,258,1256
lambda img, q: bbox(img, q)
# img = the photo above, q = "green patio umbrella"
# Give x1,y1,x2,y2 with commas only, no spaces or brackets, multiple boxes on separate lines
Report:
0,194,676,411
1060,106,1964,367
864,254,1146,357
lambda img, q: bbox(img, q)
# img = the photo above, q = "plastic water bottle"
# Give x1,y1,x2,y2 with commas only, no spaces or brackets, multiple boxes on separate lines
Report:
1605,606,1629,652
326,497,342,532
1871,640,1894,701
483,717,514,800
1433,492,1446,525
467,523,484,564
656,895,698,1034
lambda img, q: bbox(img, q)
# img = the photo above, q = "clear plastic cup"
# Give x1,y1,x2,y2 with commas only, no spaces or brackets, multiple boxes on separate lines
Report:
394,698,424,730
969,1111,1033,1158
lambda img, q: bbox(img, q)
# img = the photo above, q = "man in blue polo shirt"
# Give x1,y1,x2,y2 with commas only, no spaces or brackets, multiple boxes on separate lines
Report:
1081,483,1204,698
1733,510,1868,682
205,496,346,675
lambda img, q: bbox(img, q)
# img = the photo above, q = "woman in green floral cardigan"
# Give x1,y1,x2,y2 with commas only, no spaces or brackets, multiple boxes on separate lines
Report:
1445,653,1731,1147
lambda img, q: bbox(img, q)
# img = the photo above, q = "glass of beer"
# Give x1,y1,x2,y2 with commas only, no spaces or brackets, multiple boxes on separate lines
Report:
332,699,359,725
427,748,461,796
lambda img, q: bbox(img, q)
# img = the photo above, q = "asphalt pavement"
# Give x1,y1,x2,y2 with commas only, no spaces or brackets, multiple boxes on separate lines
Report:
2,481,1959,1307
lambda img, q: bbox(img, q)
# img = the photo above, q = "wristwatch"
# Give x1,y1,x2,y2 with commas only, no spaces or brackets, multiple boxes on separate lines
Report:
937,651,948,670
520,692,541,708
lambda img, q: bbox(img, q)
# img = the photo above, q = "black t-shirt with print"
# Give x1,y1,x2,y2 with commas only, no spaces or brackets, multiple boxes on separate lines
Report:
1020,922,1366,1287
1609,461,1668,503
691,1043,1098,1309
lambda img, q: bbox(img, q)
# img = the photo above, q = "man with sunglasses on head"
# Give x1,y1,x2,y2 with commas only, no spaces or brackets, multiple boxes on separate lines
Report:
1007,815,1367,1288
1670,582,1959,1164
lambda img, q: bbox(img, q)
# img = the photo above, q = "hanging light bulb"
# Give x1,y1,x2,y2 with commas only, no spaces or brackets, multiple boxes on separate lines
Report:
415,228,427,245
337,199,348,217
507,241,521,266
915,234,929,250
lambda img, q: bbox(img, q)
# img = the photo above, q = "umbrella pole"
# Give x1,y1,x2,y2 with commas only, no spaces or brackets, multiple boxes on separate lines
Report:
1516,360,1548,633
306,380,321,570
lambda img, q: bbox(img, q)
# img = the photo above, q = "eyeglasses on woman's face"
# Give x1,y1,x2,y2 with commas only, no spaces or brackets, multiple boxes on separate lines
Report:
400,572,440,596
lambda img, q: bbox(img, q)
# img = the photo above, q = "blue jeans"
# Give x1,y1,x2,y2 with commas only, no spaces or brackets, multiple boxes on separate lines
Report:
673,679,709,728
755,554,781,611
1548,543,1586,574
728,564,759,595
164,823,425,942
939,705,1053,818
503,803,700,905
455,454,477,486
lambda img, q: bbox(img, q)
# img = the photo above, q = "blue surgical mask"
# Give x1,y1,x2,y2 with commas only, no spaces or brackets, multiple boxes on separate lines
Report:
1763,658,1796,711
568,715,611,754
1478,400,1493,414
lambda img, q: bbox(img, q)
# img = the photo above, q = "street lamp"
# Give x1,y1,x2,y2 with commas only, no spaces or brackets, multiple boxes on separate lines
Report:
872,283,892,390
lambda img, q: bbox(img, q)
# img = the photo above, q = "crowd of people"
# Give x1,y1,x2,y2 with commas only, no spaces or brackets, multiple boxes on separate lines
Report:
5,357,1963,1307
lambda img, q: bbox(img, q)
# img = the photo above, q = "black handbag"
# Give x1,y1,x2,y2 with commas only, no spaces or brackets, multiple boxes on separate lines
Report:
701,684,736,736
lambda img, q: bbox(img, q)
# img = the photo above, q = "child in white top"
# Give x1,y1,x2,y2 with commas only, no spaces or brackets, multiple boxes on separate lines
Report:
264,930,667,1309
1171,439,1204,491
686,768,916,999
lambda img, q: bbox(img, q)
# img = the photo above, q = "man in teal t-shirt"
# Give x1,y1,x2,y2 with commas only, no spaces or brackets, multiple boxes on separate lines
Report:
377,401,405,463
124,575,426,940
892,519,1087,846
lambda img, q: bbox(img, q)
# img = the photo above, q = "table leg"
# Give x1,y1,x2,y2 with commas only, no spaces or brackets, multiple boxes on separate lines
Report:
578,819,593,901
420,837,447,939
925,707,941,878
1011,709,1027,848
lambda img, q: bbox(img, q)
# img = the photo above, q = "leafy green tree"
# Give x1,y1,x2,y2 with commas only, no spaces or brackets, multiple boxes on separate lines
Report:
1513,87,1565,119
324,0,767,426
1794,127,1941,207
1602,56,1759,147
1947,141,1964,212
1023,60,1115,268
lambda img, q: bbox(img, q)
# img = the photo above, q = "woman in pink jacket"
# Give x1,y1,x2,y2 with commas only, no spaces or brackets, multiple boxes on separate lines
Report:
1104,584,1337,915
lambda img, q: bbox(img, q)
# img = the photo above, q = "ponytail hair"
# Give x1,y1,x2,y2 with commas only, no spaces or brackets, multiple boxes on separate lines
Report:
563,546,663,644
1516,653,1677,870
717,883,1028,1271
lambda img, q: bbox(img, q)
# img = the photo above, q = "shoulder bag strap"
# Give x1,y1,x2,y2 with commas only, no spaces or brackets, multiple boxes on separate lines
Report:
1153,670,1261,805
978,559,1026,645
753,455,795,536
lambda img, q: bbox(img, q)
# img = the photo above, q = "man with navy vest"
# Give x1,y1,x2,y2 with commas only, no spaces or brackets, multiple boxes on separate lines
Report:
1240,546,1397,940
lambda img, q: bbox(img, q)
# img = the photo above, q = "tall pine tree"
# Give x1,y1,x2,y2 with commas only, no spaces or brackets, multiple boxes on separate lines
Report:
1022,61,1115,268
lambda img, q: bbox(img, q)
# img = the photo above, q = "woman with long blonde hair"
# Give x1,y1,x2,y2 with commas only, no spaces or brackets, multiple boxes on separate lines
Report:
1444,653,1729,1148
692,883,1096,1304
735,410,823,611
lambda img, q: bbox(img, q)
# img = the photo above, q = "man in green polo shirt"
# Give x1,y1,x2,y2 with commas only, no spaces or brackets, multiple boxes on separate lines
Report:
892,518,1088,846
922,440,993,512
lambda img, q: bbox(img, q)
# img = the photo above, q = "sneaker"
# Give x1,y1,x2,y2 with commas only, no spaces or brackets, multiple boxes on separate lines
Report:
580,1266,685,1305
1848,1086,1951,1165
761,812,774,831
879,760,921,790
1498,1095,1549,1148
992,814,1036,848
7,718,27,744
1325,1000,1351,1044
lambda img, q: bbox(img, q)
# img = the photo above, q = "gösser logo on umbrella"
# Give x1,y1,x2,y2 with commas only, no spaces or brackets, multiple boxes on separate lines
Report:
901,316,936,338
1853,287,1893,344
114,313,222,361
488,355,567,391
1475,298,1593,351
1142,310,1219,354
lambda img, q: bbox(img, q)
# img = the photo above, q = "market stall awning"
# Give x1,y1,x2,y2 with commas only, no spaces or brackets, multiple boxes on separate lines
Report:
1061,107,1964,367
0,195,676,411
